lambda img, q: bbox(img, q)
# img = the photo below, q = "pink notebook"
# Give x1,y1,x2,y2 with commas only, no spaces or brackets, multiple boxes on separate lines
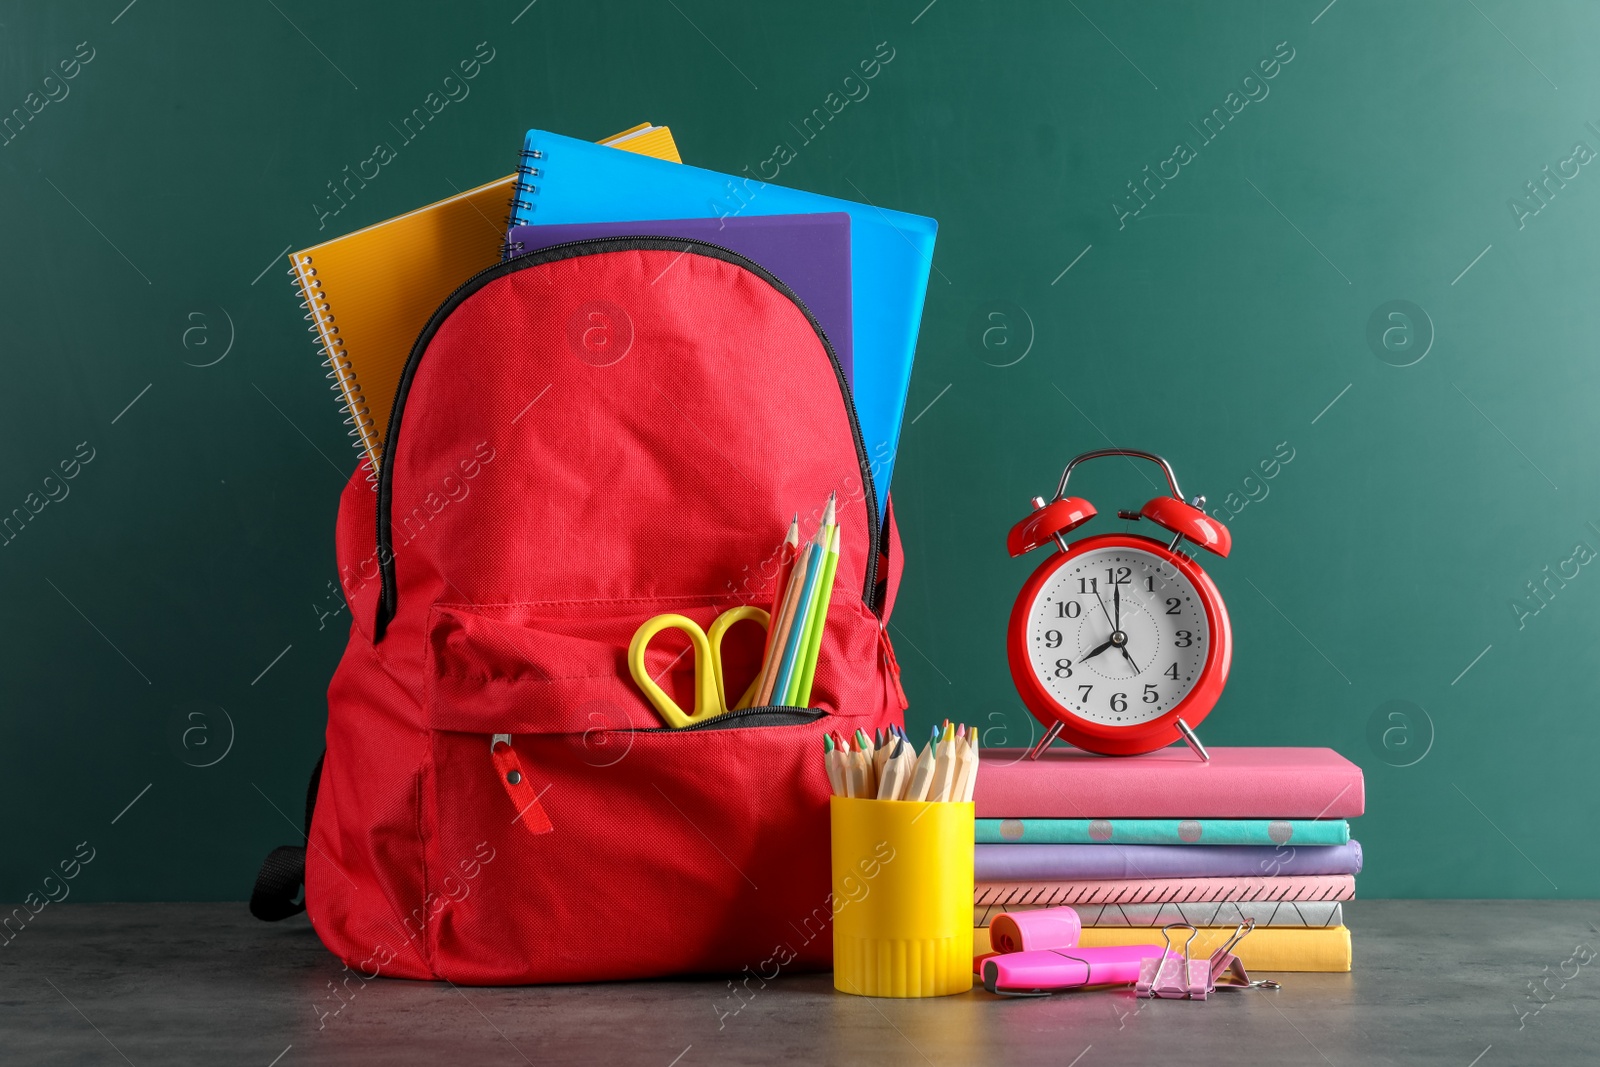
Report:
976,746,1364,819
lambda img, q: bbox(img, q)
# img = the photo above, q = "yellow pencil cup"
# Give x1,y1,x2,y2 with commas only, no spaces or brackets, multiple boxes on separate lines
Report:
829,796,974,997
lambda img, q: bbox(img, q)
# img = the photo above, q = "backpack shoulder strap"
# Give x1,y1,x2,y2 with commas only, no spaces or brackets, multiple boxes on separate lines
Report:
249,750,324,921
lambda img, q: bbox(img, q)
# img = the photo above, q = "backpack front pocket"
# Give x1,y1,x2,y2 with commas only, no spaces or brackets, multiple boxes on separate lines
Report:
420,599,871,982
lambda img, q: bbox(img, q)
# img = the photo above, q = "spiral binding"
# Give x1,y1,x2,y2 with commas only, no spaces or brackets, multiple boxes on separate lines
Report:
291,253,379,487
507,146,544,219
500,144,545,261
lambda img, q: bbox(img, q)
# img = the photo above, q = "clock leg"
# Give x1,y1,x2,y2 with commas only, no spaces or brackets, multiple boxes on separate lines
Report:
1026,721,1064,760
1175,717,1211,762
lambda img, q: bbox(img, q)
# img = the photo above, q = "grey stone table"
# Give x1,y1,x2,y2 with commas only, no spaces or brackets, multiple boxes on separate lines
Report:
3,901,1596,1065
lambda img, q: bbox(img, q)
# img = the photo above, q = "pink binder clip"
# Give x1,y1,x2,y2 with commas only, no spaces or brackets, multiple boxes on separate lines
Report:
1137,924,1212,999
1137,919,1280,1000
1207,919,1280,991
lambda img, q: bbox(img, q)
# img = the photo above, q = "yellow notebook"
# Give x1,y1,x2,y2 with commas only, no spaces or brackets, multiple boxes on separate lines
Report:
974,925,1353,973
290,124,682,474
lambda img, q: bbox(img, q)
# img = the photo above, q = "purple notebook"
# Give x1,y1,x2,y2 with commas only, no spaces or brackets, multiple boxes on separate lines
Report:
973,841,1364,882
506,213,853,382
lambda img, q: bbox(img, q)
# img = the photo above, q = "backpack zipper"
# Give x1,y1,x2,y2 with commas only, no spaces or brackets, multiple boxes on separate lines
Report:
490,706,824,833
374,237,882,638
633,705,827,733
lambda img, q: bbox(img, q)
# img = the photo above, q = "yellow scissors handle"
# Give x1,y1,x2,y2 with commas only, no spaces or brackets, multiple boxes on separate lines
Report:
628,614,713,729
627,607,770,729
706,605,770,713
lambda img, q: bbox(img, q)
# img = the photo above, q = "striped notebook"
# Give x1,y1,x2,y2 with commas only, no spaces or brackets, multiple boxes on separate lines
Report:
974,899,1344,928
975,874,1356,907
289,124,681,475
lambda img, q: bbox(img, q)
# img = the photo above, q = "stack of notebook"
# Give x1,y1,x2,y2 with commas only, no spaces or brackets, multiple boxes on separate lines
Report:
971,747,1365,972
288,122,937,516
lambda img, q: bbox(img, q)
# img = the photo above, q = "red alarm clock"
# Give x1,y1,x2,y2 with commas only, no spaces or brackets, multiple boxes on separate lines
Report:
1006,449,1232,761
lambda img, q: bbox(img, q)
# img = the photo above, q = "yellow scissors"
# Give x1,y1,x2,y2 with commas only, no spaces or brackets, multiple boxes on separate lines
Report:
627,606,771,729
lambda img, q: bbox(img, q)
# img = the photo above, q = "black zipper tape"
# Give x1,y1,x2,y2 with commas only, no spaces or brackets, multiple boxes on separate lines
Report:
633,706,828,733
375,237,881,638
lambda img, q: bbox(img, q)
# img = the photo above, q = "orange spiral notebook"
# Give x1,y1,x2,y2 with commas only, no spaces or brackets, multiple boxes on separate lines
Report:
289,123,682,475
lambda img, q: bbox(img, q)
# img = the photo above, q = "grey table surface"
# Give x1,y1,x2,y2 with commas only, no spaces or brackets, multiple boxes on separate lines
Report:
2,901,1596,1066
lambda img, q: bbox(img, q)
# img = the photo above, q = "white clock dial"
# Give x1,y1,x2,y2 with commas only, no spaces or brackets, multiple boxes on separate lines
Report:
1026,545,1209,726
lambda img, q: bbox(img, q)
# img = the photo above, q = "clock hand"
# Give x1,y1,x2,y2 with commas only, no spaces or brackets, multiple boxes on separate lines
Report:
1082,638,1115,662
1119,645,1139,671
1113,584,1122,631
1092,586,1115,630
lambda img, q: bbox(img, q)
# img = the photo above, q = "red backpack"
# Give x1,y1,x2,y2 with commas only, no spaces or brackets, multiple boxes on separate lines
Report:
252,238,908,984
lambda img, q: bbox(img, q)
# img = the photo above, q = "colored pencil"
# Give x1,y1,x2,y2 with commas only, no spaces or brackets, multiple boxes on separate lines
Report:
853,728,878,798
906,724,939,801
962,731,980,802
771,518,828,703
790,494,836,706
755,539,812,706
872,726,893,781
758,516,800,673
847,733,873,798
876,737,908,799
929,722,958,803
952,730,977,805
824,734,845,796
793,520,841,707
899,738,919,799
896,736,919,800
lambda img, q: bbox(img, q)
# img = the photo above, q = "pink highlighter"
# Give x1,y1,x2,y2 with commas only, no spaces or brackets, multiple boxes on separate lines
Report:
979,906,1160,996
983,945,1161,996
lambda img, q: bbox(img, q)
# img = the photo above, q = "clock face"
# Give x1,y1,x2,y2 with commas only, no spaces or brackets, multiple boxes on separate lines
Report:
1024,544,1210,726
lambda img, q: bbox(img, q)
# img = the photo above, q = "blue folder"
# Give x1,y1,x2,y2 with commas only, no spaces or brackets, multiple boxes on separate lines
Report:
508,129,938,514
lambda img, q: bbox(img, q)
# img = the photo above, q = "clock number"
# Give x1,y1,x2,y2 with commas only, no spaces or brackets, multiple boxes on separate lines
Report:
1054,658,1073,678
1078,684,1093,702
1165,597,1181,615
1104,566,1131,586
1110,692,1128,713
1175,630,1193,648
1164,662,1179,680
1078,577,1097,594
1145,575,1156,592
1143,684,1159,704
1056,601,1081,619
1044,629,1063,649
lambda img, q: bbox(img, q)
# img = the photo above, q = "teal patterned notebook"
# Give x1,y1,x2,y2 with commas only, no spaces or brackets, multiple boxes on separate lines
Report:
975,818,1350,847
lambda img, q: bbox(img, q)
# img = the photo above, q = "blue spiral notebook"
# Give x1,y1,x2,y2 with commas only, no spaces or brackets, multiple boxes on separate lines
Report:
507,129,938,512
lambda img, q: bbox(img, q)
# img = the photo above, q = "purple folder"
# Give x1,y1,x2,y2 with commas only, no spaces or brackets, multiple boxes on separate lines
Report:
506,213,853,382
973,841,1364,882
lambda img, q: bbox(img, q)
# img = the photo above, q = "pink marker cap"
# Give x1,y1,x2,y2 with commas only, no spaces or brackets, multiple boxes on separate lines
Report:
989,906,1083,954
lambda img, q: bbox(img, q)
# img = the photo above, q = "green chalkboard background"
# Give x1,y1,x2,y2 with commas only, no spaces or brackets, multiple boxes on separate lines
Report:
2,0,1595,902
